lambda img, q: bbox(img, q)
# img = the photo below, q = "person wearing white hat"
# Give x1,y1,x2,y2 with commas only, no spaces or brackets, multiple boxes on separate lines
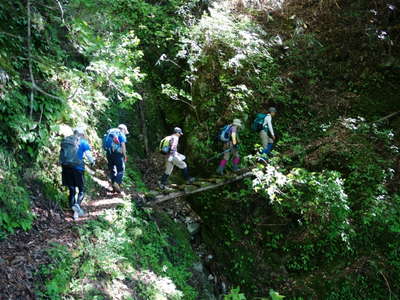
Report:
104,124,129,193
159,127,195,189
60,127,95,220
216,119,242,175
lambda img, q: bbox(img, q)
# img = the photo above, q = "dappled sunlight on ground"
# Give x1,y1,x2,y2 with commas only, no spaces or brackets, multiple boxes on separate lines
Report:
89,197,126,207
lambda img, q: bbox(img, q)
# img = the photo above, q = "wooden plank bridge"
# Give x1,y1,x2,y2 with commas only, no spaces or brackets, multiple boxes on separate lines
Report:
144,170,253,205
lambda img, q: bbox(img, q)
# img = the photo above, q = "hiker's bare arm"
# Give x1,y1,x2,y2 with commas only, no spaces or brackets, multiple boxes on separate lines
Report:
266,115,275,138
121,143,127,161
84,150,95,165
231,132,237,145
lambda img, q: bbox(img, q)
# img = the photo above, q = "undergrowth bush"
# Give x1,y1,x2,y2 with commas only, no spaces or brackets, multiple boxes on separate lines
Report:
37,243,74,299
38,168,199,300
190,116,399,298
38,202,198,299
0,150,34,238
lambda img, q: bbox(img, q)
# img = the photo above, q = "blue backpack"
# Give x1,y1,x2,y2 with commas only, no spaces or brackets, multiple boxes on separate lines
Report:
219,125,232,142
102,128,122,153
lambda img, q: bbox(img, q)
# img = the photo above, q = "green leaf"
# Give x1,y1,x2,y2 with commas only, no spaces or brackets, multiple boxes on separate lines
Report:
269,289,285,300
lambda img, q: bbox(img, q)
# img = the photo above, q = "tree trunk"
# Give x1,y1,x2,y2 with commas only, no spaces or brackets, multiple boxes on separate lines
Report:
139,99,149,156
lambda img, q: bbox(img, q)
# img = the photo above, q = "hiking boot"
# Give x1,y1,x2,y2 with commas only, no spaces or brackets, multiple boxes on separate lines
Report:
216,165,225,175
158,181,167,190
159,174,169,190
112,182,121,193
72,204,80,220
256,156,268,164
187,177,196,184
78,206,86,217
232,165,240,172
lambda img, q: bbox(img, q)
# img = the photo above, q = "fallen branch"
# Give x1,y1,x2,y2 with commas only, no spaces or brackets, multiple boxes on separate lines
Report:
375,111,400,123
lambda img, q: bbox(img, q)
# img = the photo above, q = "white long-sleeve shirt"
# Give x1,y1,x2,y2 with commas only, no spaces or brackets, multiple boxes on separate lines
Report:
262,114,274,137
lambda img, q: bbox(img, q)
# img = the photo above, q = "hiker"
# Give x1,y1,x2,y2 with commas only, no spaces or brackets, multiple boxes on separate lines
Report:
60,127,95,220
216,119,243,175
104,124,129,193
159,127,195,189
259,107,277,155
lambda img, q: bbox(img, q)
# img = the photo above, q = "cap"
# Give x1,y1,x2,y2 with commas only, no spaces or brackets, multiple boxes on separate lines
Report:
174,127,183,135
268,107,277,113
118,124,129,134
232,119,243,127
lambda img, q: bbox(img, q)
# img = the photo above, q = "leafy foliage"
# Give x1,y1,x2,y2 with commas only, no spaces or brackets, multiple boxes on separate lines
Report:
38,169,198,299
0,150,34,238
39,205,198,299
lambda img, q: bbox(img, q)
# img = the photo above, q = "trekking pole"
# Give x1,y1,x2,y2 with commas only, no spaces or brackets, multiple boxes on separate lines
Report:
206,148,232,163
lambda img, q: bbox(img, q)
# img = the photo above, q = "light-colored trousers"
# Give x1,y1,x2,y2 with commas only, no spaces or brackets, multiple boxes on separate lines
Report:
165,153,187,175
260,130,274,148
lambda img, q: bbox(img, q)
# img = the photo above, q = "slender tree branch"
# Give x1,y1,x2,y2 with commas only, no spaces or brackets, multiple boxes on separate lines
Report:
27,0,68,105
27,0,35,119
171,96,195,110
67,86,79,100
38,104,44,124
171,96,201,123
375,111,400,123
33,84,66,101
379,271,393,300
138,98,149,156
53,0,65,24
21,56,79,100
0,32,22,39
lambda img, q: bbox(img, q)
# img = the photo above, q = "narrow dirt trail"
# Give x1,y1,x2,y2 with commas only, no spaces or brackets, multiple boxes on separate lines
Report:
0,170,126,300
0,153,238,299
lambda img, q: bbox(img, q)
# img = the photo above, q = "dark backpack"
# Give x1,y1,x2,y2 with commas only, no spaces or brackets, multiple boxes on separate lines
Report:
252,113,267,132
219,125,232,142
102,128,121,153
159,136,171,155
60,135,81,167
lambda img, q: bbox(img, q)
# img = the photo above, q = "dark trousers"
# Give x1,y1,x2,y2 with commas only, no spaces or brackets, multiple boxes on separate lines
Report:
62,166,84,207
107,152,125,184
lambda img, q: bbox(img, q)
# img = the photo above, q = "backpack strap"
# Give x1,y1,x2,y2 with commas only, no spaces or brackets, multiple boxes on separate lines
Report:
262,114,270,131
